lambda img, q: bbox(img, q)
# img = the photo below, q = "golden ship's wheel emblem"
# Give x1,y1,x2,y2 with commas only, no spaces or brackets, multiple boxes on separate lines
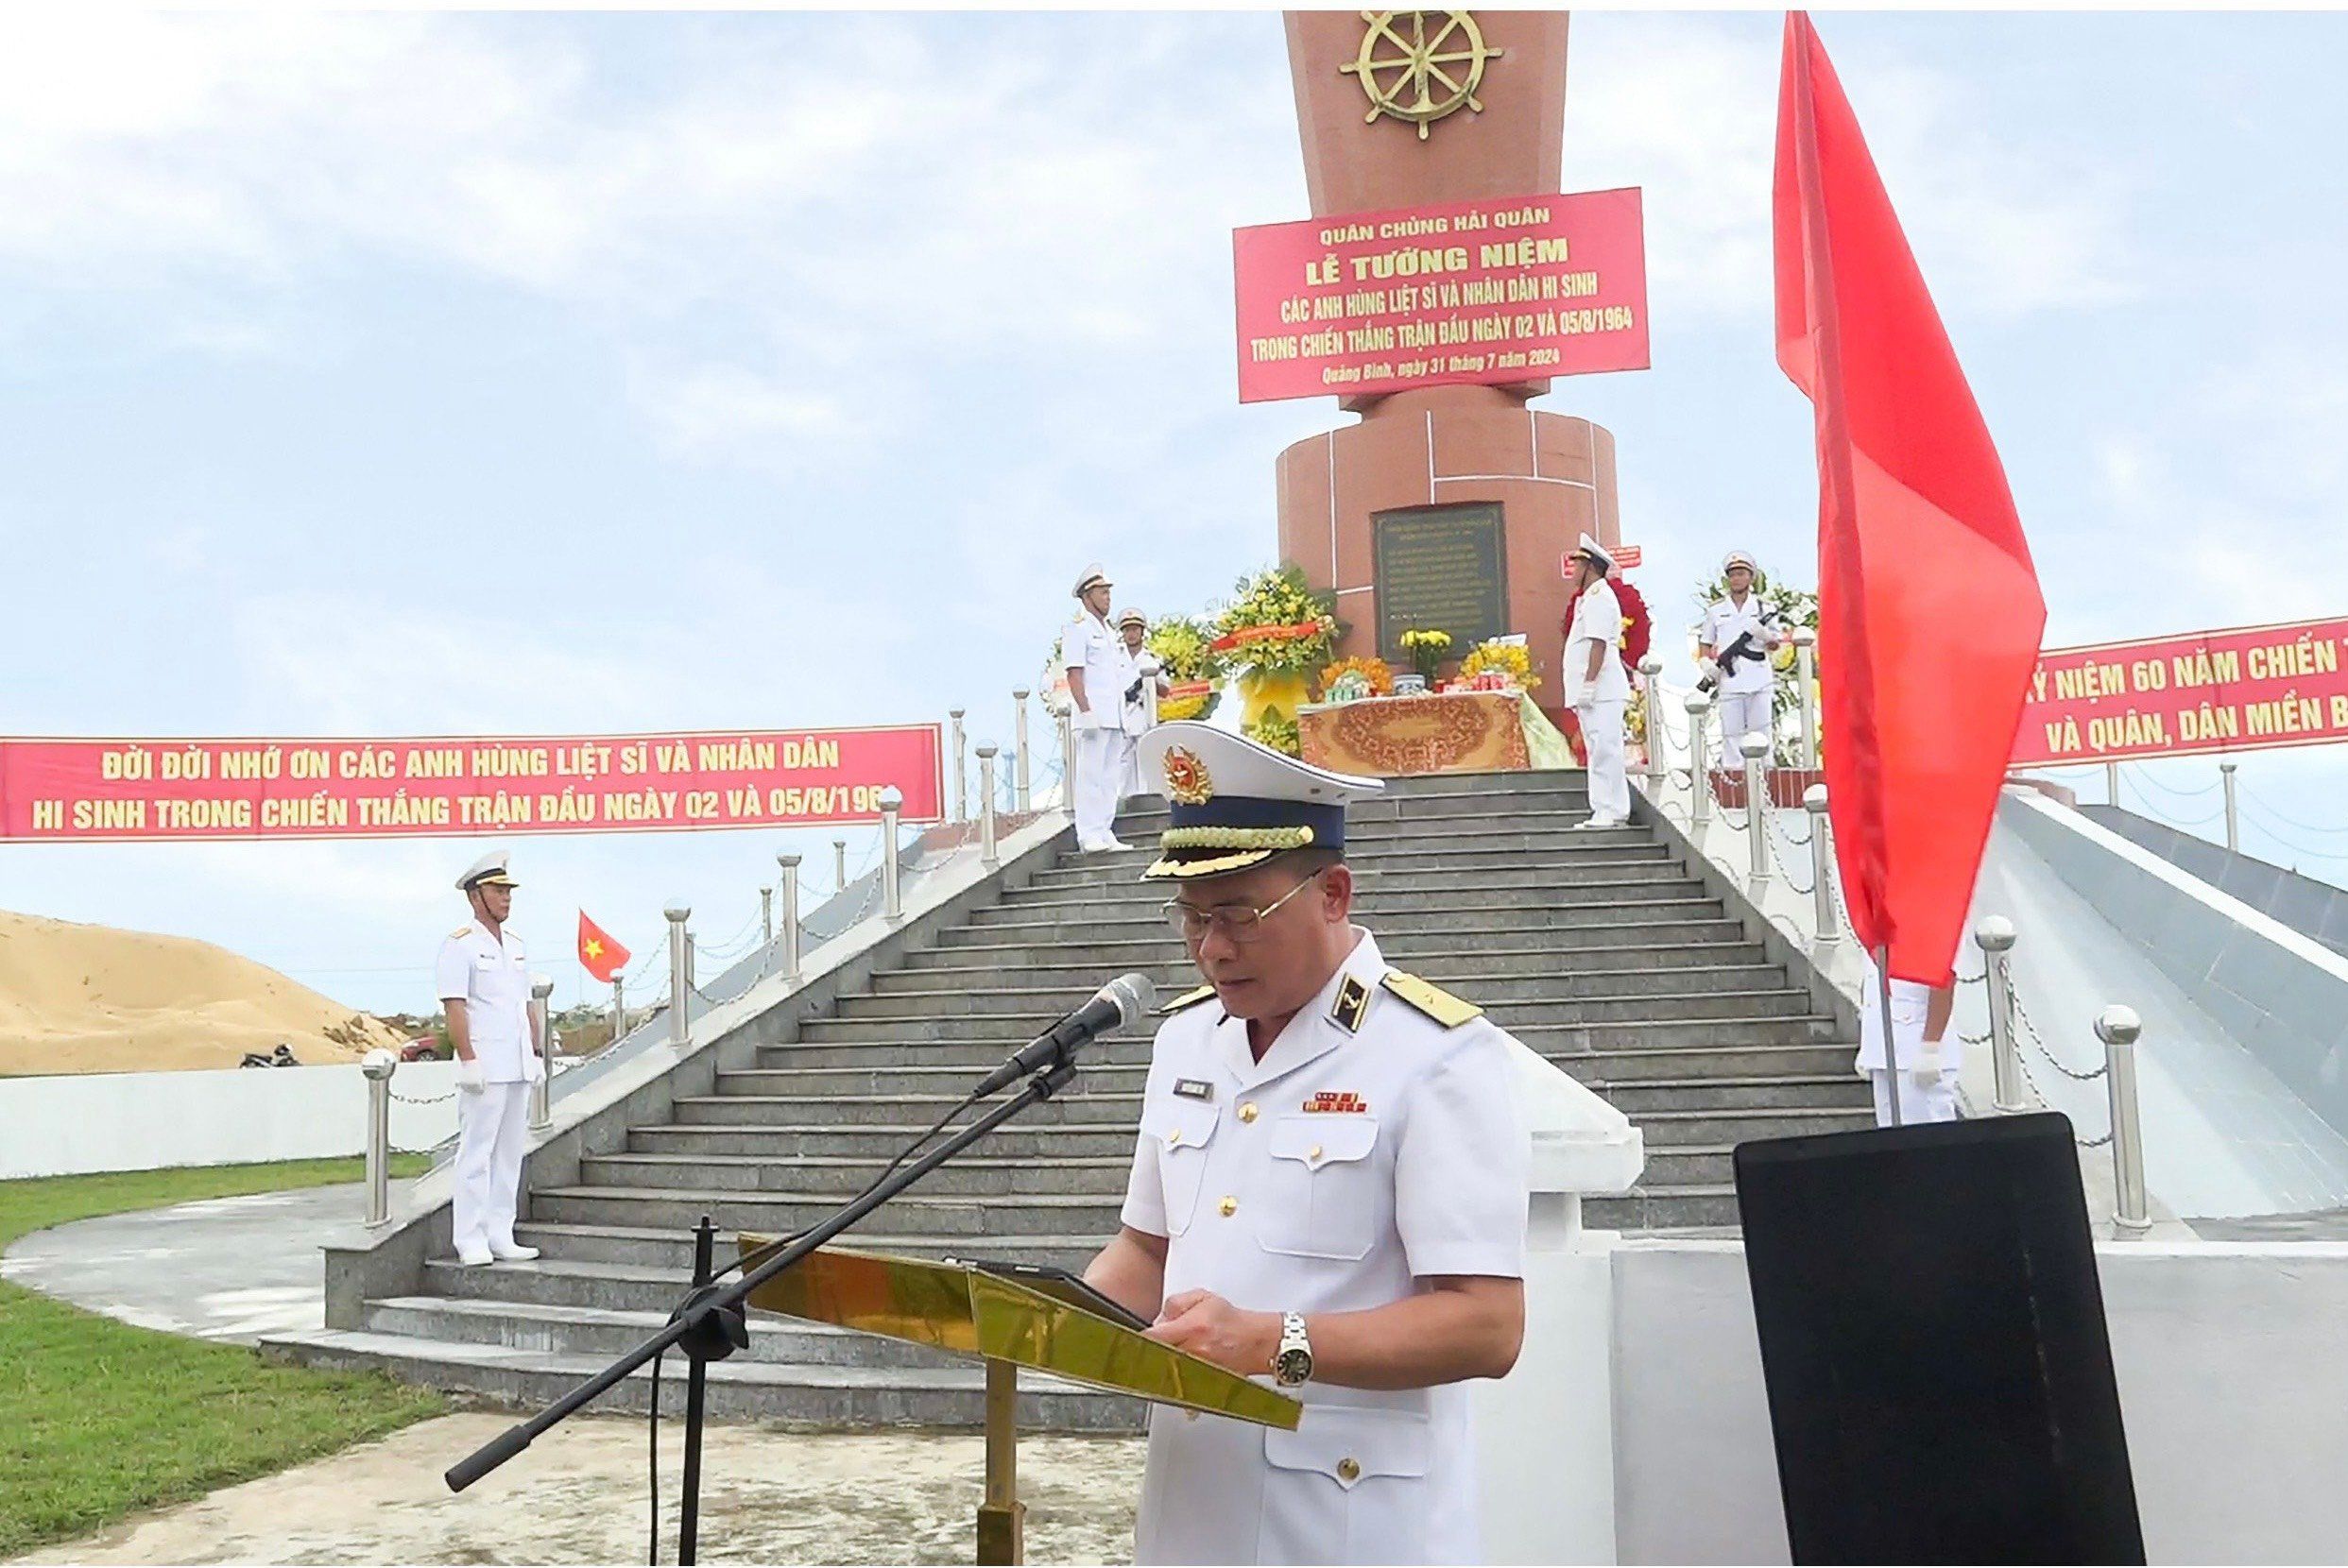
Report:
1339,10,1502,141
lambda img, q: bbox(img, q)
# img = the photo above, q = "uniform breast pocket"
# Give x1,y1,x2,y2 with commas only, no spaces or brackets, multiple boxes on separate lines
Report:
1260,1116,1383,1262
1140,1099,1220,1237
1262,1403,1434,1564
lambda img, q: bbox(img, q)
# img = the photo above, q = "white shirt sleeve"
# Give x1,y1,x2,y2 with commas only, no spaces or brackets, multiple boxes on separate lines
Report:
434,935,471,1003
1395,1026,1530,1279
1120,1071,1171,1240
1060,622,1091,673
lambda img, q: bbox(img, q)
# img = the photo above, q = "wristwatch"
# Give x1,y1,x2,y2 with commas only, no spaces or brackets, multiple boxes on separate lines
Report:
1273,1312,1313,1387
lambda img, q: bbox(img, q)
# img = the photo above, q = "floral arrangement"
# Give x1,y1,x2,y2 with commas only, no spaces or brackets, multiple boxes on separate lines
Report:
1398,627,1452,683
1210,565,1338,678
1157,680,1216,724
1146,616,1224,684
1458,639,1539,692
1245,708,1301,758
1319,654,1395,698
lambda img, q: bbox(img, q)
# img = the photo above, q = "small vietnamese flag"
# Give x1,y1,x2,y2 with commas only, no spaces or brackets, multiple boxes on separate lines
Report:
577,911,631,983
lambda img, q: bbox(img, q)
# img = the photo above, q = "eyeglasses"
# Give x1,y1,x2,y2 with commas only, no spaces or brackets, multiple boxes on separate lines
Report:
1162,870,1325,944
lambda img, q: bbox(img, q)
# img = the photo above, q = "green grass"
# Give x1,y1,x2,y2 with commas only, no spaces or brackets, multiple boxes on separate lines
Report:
0,1154,446,1556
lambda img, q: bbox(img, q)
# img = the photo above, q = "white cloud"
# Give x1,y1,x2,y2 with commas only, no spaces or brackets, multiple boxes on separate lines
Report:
636,363,860,463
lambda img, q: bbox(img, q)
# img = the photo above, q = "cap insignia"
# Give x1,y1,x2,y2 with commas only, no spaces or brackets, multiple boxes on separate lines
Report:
1162,747,1214,806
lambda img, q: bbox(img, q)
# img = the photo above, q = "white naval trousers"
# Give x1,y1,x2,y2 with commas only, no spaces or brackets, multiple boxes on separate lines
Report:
1870,1067,1962,1127
1716,690,1773,769
452,1081,532,1255
1073,726,1125,848
1578,700,1630,824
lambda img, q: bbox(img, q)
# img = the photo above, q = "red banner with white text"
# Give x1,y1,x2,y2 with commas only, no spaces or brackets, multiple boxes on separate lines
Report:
0,726,944,843
2011,618,2348,766
1233,188,1650,403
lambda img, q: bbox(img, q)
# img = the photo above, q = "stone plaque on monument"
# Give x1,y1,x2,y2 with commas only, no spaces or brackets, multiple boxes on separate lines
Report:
1373,502,1510,661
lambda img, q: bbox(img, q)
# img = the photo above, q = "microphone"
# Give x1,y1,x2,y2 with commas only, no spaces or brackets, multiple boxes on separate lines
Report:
970,973,1156,1098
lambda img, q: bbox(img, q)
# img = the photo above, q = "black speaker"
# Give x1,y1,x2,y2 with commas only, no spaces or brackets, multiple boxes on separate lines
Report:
1734,1114,2145,1564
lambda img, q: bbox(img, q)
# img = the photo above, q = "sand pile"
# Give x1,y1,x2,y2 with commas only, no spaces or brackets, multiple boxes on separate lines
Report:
0,910,406,1076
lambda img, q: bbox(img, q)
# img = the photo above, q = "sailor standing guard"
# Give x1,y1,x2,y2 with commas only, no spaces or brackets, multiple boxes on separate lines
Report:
1083,723,1531,1565
1698,551,1784,768
1118,606,1173,803
1063,564,1140,852
1564,534,1633,830
436,849,545,1267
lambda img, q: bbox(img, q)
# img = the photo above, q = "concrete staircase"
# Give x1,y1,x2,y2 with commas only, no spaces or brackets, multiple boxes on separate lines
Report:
266,770,1866,1427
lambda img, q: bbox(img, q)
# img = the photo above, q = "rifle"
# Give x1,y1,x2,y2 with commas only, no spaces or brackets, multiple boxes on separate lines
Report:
1696,630,1767,694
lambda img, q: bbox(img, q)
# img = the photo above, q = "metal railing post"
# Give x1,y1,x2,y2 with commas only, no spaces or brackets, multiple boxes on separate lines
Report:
361,1048,396,1227
832,838,848,893
776,851,802,983
528,976,554,1131
1805,784,1841,947
880,787,905,922
2105,760,2120,806
611,978,625,1046
759,885,773,946
2098,1006,2152,1235
665,903,692,1048
1058,710,1075,806
2220,761,2239,851
1012,690,1033,812
977,742,1001,868
1740,731,1772,892
1977,915,2024,1112
1791,626,1818,769
1685,691,1714,827
1637,656,1665,795
950,708,968,823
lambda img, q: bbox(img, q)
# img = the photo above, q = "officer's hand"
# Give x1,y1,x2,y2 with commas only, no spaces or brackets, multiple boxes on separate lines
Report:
1146,1289,1277,1376
455,1057,485,1096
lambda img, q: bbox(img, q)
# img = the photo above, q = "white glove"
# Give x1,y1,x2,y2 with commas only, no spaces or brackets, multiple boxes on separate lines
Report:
524,1049,547,1085
455,1056,486,1096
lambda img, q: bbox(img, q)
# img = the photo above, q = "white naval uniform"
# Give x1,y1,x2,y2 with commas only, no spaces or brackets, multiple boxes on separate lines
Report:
1565,578,1632,826
1855,952,1960,1126
1122,930,1530,1565
436,918,542,1256
1120,652,1169,802
1064,612,1139,848
1700,595,1779,768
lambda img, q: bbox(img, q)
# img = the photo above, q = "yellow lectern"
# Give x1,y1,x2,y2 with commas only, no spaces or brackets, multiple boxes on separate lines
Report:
740,1237,1301,1564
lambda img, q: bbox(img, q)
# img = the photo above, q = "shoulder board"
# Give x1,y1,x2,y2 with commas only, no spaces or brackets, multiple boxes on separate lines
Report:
448,927,474,940
1156,984,1218,1017
1380,971,1482,1029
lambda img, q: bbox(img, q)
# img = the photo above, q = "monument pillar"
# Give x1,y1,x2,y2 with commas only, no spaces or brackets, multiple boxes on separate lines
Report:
1274,10,1620,721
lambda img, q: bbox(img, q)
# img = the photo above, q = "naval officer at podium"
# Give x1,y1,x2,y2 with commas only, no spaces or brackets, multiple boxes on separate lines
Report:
1084,724,1530,1565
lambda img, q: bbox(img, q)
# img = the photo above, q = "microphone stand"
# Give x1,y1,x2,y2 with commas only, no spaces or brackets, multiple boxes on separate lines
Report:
444,1056,1084,1563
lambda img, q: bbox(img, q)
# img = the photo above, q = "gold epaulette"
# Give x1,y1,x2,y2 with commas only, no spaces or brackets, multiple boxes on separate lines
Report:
1380,971,1482,1029
448,926,473,940
1157,984,1218,1016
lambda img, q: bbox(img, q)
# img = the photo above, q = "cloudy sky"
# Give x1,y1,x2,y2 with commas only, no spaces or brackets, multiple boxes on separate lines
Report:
7,8,2346,1014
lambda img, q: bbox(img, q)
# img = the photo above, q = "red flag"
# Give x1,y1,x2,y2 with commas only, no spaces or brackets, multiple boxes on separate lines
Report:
1773,12,2047,985
577,910,631,984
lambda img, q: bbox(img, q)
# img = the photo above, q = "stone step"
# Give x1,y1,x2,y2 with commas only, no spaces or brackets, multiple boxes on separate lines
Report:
1627,1106,1876,1142
894,937,1774,984
1118,775,1590,818
633,1122,1153,1160
581,1151,1134,1198
795,989,1820,1045
839,964,1789,1018
1025,844,1673,887
1595,1185,1743,1230
997,866,1694,912
362,1293,975,1371
532,1185,1123,1237
260,1328,1140,1431
931,916,1752,960
509,1220,1105,1273
676,1093,1146,1129
959,895,1725,936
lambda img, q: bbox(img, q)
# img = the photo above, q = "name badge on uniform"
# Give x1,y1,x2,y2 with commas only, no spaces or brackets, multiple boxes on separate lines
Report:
1173,1079,1215,1102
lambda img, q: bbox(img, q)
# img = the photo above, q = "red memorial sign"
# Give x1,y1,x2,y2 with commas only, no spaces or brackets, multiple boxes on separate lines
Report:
1233,188,1650,403
2011,617,2348,767
0,725,943,844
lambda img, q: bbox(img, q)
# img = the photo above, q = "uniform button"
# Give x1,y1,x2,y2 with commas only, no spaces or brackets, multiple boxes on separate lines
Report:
1166,1129,1182,1147
1309,1144,1324,1162
1240,1102,1260,1124
1218,1195,1238,1218
1337,1457,1362,1483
